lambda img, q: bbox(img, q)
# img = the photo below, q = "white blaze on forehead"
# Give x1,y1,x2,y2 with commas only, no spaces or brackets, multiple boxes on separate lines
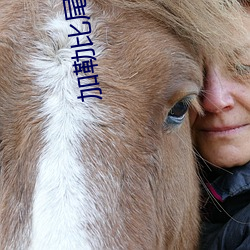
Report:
29,10,104,249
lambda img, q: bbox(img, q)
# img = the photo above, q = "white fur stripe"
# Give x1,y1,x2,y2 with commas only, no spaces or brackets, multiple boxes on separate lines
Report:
29,11,102,249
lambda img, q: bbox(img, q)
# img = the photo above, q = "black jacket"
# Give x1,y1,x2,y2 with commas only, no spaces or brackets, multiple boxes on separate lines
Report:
199,162,250,250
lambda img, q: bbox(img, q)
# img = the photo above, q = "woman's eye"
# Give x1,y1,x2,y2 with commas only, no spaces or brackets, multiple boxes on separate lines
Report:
235,64,250,76
165,98,190,126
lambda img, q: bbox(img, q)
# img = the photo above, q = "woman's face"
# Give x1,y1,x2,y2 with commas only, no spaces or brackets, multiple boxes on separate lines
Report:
191,8,250,168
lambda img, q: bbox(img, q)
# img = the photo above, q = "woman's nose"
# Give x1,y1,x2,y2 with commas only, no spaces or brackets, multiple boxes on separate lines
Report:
201,66,235,113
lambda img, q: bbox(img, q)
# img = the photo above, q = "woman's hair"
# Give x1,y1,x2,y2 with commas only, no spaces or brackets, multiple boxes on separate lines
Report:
94,0,247,72
240,0,250,7
25,0,247,70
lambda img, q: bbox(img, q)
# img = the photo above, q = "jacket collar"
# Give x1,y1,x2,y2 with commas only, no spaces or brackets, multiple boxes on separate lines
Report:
201,161,250,202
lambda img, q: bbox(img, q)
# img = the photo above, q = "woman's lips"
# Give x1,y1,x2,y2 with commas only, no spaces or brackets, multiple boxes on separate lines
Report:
200,124,249,136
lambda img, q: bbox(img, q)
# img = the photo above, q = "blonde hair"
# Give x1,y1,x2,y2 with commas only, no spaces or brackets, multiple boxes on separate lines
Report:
95,0,247,70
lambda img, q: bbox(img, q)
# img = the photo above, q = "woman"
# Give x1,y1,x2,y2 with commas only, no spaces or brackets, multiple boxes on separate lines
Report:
191,3,250,250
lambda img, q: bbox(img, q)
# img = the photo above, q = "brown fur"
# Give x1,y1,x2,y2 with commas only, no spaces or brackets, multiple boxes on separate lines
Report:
0,0,247,249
